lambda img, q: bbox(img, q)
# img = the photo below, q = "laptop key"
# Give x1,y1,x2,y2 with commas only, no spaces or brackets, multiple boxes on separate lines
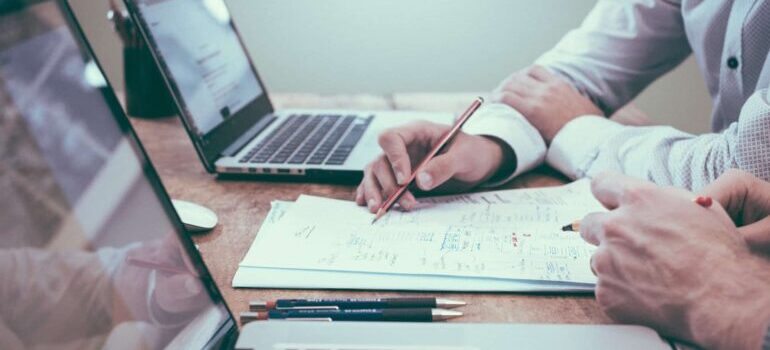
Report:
308,116,355,161
247,115,306,163
324,116,372,165
269,116,321,164
288,117,338,164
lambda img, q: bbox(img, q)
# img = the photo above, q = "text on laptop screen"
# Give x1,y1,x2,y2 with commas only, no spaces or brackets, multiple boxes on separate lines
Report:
0,2,231,348
137,0,263,137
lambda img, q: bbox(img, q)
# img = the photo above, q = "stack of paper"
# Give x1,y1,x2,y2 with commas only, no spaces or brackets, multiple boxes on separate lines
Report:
234,180,605,292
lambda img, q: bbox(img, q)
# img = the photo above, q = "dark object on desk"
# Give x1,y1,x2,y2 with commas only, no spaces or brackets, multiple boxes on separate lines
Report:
250,297,466,311
108,0,175,119
240,308,463,323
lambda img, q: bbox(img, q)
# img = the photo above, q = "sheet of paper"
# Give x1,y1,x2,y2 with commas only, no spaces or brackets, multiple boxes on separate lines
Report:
232,266,594,292
236,201,594,292
241,181,604,284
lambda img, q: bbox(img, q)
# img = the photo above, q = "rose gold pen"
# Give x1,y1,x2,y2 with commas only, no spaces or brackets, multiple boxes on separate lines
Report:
371,97,485,224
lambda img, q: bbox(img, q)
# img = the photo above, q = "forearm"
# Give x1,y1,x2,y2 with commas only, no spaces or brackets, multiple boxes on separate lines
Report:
688,257,770,350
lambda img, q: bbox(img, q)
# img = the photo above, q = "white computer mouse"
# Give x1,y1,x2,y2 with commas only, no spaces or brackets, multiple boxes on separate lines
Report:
171,199,218,233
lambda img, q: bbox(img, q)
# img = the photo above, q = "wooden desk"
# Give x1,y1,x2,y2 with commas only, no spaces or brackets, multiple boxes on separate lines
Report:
129,93,611,325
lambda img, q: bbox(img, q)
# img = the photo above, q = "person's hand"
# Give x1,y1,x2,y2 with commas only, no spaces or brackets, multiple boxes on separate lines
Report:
580,172,770,350
356,121,513,212
701,169,770,253
115,235,209,325
493,65,603,144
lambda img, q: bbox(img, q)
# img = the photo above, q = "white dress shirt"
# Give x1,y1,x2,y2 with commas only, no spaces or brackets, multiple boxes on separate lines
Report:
464,0,770,190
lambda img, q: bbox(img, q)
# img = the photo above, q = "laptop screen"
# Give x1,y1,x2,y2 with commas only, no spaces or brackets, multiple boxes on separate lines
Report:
0,1,235,348
128,0,274,170
133,0,263,136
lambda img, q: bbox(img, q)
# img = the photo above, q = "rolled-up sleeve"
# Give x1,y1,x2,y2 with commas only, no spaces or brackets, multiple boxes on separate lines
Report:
547,89,770,190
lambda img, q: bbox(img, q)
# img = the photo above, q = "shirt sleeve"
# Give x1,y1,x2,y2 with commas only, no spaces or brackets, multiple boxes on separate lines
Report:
535,0,692,116
462,103,547,187
546,89,770,191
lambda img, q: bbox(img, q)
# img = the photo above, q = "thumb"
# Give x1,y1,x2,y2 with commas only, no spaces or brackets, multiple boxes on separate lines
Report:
738,216,770,254
154,274,205,314
416,153,459,191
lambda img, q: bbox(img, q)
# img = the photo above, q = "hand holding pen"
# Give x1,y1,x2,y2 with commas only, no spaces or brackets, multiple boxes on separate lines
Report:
370,97,484,223
356,98,513,215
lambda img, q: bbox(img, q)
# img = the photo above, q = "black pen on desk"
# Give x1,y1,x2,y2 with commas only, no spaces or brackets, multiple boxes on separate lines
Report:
249,297,466,311
240,308,462,323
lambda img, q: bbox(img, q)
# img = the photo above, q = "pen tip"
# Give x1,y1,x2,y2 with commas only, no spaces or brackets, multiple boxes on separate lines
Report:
561,224,572,232
436,298,466,309
432,309,464,321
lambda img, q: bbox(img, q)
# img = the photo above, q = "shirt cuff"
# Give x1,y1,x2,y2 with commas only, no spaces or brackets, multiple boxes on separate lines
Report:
546,115,626,179
463,103,547,187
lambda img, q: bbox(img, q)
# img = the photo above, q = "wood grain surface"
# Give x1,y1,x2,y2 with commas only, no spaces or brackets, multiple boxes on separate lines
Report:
129,93,611,326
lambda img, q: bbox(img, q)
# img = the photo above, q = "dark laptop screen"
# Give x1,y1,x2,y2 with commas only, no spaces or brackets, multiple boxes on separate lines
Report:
0,1,233,348
133,0,264,137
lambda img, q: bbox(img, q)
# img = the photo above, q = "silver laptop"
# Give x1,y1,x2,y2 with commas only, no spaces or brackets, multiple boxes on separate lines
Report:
123,0,452,182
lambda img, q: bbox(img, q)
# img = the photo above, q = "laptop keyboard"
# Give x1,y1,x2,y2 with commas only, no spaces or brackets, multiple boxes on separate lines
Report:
239,114,373,166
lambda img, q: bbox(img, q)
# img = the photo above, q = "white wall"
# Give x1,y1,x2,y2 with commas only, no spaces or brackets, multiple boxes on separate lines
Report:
70,0,713,133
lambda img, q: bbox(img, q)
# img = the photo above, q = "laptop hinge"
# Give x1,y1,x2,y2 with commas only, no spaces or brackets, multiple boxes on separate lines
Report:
221,115,278,158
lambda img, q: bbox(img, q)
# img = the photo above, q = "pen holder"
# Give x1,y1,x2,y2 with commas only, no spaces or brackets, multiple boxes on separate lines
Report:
123,43,176,119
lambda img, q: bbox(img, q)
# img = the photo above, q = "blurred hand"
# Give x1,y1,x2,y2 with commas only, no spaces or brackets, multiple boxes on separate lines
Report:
701,169,770,254
494,65,603,143
580,172,770,350
356,121,513,212
117,235,208,324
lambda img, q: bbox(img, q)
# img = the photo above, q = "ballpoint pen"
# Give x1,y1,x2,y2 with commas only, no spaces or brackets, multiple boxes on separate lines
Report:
240,308,463,323
249,297,466,311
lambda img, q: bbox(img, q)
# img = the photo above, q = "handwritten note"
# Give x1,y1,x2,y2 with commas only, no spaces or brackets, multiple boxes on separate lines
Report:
241,181,604,284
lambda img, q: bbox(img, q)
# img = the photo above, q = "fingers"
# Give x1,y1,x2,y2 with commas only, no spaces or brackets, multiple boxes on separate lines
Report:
494,91,533,116
700,169,757,223
590,172,655,210
579,212,610,246
361,164,384,212
527,65,557,82
372,159,417,211
359,156,418,213
415,153,461,191
355,184,365,205
497,73,541,98
739,216,770,253
378,122,446,185
154,274,206,314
